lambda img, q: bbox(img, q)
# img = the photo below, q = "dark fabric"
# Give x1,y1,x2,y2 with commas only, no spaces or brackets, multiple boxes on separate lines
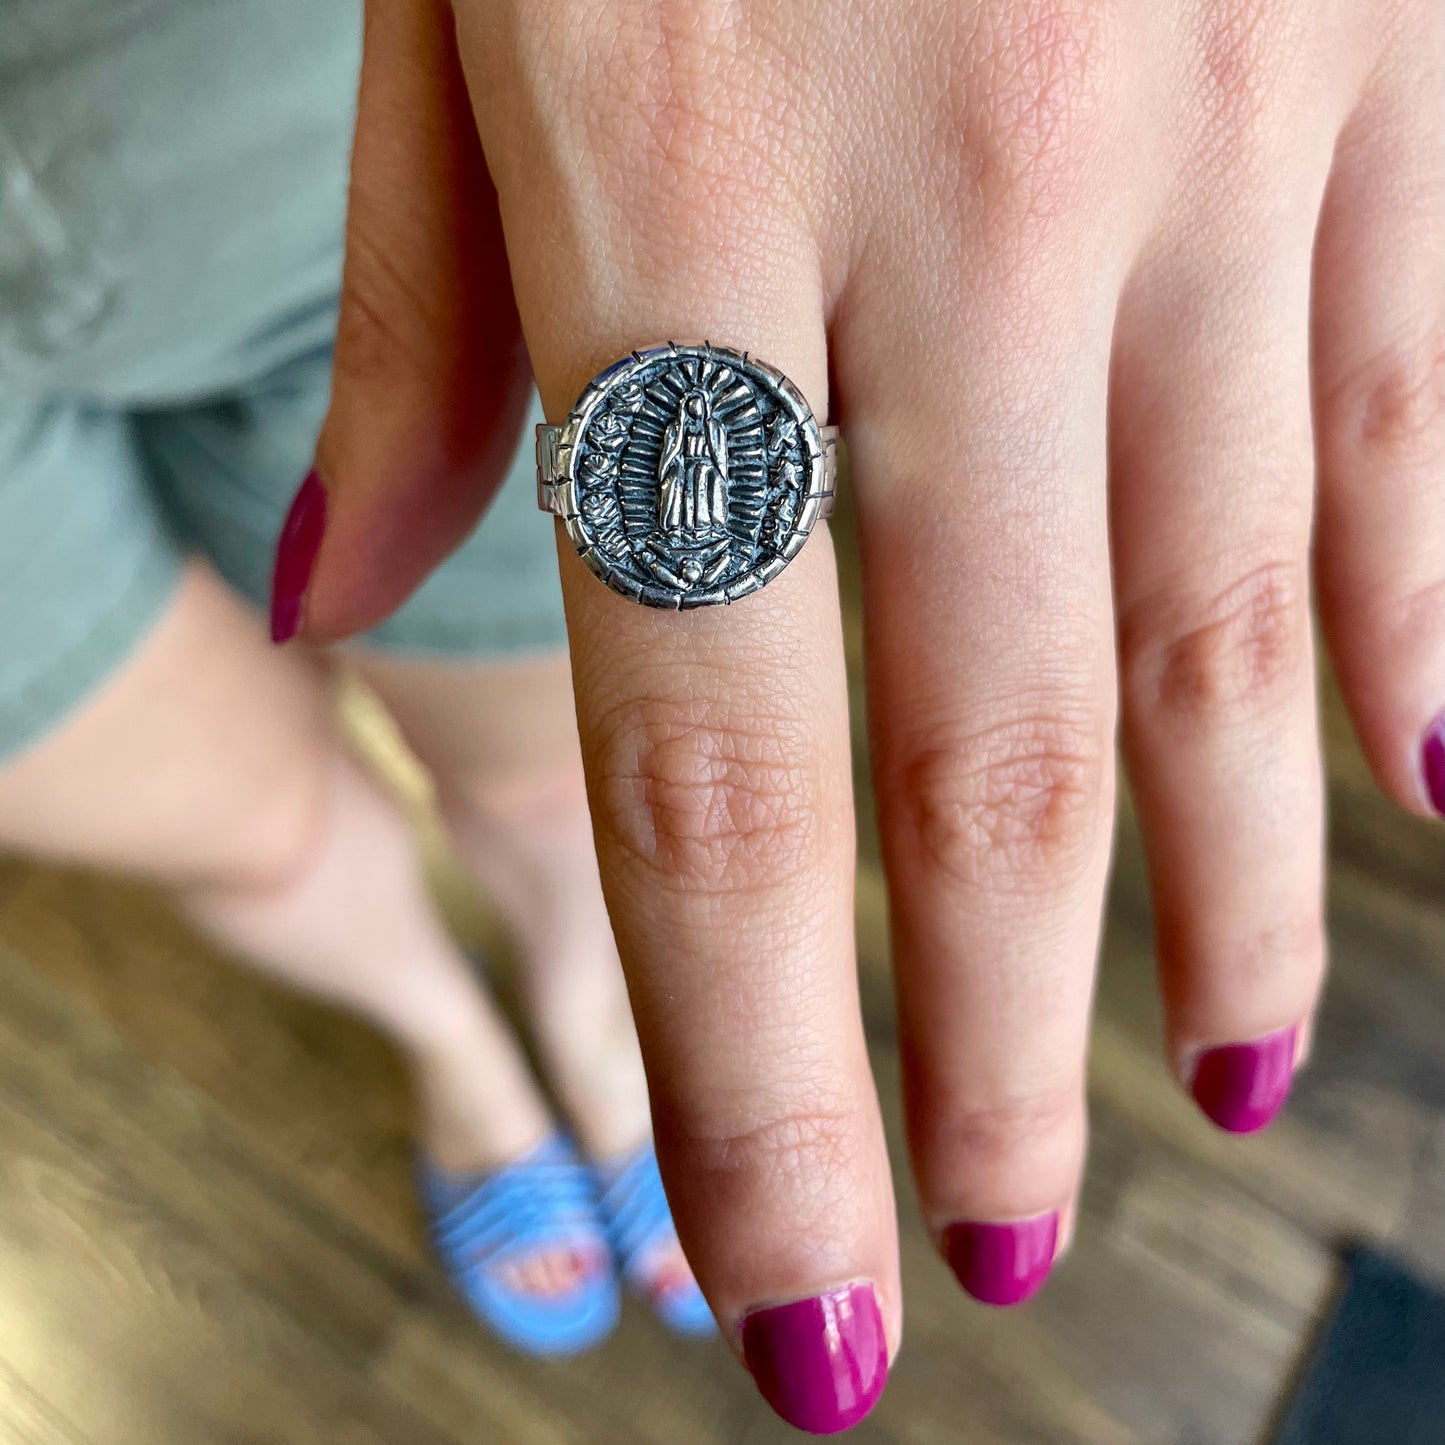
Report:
1273,1247,1444,1445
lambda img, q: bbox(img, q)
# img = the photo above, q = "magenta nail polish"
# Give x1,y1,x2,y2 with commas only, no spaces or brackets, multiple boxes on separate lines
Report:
943,1212,1059,1307
1422,713,1445,817
740,1283,888,1435
1190,1025,1297,1134
269,469,327,644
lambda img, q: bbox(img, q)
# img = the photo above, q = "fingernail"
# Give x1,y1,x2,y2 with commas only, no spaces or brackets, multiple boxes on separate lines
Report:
1421,712,1445,817
943,1212,1059,1307
740,1283,888,1435
270,469,327,644
1189,1025,1297,1134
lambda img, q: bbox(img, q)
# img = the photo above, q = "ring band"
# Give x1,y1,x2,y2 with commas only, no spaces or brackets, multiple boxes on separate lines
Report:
537,342,837,608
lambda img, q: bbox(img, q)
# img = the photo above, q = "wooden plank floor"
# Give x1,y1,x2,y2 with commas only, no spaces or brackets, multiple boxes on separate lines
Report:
0,529,1440,1443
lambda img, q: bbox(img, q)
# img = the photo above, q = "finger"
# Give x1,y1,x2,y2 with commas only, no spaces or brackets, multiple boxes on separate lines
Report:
1312,28,1445,818
836,215,1118,1305
1110,134,1338,1130
458,15,896,1432
570,543,894,1432
274,0,532,644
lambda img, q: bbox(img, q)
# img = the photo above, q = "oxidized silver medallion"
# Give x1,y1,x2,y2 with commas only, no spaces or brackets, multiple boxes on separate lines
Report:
537,343,837,608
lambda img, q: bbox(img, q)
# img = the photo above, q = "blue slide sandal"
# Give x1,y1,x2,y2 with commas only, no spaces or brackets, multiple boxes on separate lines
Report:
595,1142,715,1337
418,1133,620,1356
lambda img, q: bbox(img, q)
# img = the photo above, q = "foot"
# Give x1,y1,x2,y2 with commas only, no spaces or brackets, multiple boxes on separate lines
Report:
426,746,710,1332
519,949,712,1332
418,1133,620,1355
594,1142,714,1337
410,1007,621,1317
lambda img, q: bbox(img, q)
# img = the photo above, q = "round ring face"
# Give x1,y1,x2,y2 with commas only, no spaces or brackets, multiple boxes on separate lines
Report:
555,343,828,608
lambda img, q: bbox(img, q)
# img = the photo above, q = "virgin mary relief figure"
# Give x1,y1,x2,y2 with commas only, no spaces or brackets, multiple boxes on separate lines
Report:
658,389,728,537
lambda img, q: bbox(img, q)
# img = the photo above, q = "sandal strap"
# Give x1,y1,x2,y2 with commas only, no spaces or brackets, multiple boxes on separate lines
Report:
420,1135,603,1269
596,1144,676,1281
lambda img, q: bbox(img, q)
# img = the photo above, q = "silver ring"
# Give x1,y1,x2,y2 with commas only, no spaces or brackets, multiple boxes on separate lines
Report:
537,342,838,608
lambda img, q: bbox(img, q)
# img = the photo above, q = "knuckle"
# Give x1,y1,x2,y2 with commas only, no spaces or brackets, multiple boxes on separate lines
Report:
1163,910,1325,1005
332,216,444,390
1323,319,1445,475
1378,577,1445,657
568,2,798,226
673,1104,864,1236
1343,575,1445,652
930,1086,1084,1185
955,0,1114,233
1124,560,1310,723
1196,0,1274,129
887,707,1110,895
591,694,819,897
1332,577,1445,757
1189,0,1305,163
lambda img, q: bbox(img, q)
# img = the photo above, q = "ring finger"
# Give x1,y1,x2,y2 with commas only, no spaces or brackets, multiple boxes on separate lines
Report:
1109,107,1342,1129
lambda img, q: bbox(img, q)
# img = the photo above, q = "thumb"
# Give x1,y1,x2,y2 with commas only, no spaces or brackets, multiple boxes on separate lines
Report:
270,0,530,645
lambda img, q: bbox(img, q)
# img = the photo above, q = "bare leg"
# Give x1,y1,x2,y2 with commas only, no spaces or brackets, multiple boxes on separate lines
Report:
0,565,587,1293
352,649,651,1160
181,749,553,1173
352,649,697,1297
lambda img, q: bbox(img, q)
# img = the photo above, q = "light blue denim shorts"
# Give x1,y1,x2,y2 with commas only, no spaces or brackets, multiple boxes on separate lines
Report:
0,0,567,762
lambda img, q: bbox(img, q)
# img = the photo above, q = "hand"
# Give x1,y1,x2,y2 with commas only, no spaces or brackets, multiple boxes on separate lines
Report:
284,0,1443,1430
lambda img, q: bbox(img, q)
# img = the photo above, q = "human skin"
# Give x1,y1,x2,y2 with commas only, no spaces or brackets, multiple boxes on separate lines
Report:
0,565,684,1299
281,0,1444,1430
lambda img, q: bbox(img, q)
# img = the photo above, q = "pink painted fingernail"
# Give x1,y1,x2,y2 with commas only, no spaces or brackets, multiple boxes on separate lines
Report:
1190,1025,1297,1134
740,1283,888,1434
1421,712,1445,817
269,469,327,644
943,1212,1059,1307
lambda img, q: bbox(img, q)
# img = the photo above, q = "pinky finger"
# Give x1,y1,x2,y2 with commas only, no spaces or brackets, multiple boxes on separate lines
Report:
1312,31,1445,817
